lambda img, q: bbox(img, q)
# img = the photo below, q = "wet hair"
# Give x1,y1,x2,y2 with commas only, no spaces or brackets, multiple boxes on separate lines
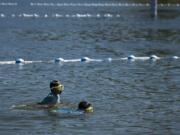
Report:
50,80,60,88
78,101,91,110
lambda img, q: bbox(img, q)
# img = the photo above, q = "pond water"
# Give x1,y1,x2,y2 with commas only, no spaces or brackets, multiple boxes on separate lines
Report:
0,0,180,135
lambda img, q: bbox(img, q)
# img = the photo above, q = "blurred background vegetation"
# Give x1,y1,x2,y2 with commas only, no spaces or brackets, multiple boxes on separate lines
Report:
133,0,180,3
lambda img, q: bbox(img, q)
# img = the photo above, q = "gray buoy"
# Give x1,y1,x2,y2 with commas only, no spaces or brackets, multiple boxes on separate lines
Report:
81,57,90,62
54,57,64,63
15,58,25,64
150,55,159,60
128,55,136,60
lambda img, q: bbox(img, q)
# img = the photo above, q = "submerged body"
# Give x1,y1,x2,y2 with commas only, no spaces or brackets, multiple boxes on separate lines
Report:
38,92,61,105
51,100,93,114
11,80,64,110
11,102,62,110
51,108,84,115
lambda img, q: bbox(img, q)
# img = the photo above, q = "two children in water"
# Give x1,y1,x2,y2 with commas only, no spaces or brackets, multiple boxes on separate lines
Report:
38,80,93,113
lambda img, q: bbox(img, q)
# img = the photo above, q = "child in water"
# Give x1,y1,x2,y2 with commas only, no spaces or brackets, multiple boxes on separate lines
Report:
51,100,93,114
38,80,93,113
38,80,64,105
78,100,93,113
12,80,94,113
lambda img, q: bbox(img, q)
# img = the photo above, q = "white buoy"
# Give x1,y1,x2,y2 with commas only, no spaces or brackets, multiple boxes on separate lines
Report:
107,58,112,62
81,57,91,62
54,57,64,63
11,14,16,18
44,14,48,18
0,13,5,18
172,56,179,59
128,55,136,60
15,58,25,64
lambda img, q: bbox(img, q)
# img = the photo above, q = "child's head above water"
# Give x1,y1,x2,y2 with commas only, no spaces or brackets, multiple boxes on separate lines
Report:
50,80,64,95
78,101,93,113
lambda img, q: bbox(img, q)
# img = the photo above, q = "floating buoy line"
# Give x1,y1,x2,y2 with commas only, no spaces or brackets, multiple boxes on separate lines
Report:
0,3,17,6
0,2,179,19
0,2,180,7
29,3,180,7
0,55,179,65
0,13,120,18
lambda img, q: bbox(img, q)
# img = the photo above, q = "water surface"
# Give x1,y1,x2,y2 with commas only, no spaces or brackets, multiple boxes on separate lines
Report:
0,0,180,135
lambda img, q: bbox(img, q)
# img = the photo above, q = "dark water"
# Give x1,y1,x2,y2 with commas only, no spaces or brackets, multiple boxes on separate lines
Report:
0,0,180,135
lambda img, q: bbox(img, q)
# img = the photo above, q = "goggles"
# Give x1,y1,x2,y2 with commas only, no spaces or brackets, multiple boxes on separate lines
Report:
51,84,64,94
85,106,93,113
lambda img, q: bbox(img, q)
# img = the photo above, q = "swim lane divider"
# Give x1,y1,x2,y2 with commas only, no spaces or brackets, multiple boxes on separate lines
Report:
0,55,179,65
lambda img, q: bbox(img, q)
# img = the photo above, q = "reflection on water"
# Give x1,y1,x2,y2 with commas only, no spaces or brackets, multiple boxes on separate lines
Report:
143,28,180,42
157,9,180,19
13,29,66,41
